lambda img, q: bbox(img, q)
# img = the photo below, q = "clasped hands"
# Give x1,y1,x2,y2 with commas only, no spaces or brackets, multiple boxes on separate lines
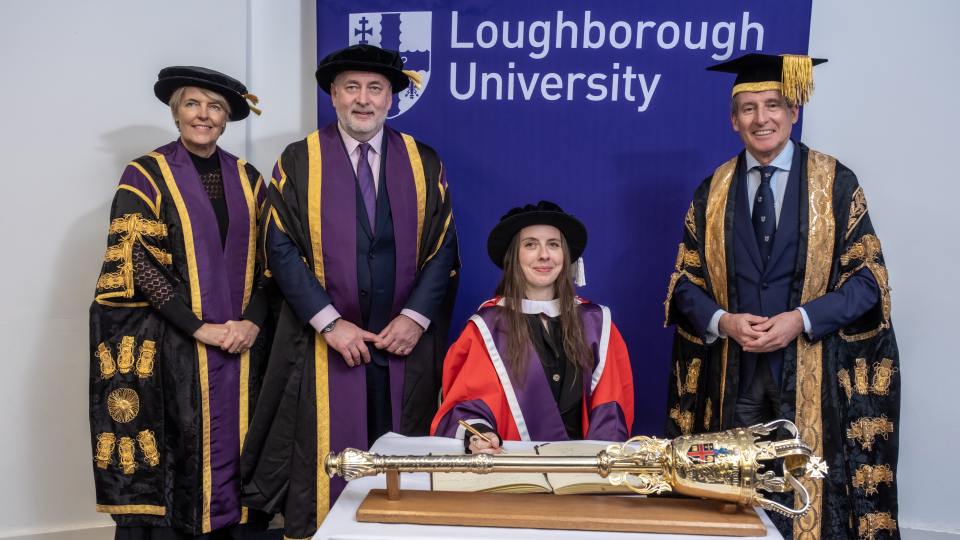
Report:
322,314,424,367
719,310,804,353
192,320,260,354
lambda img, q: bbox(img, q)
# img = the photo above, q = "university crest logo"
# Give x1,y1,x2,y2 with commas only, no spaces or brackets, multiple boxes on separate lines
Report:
348,11,431,118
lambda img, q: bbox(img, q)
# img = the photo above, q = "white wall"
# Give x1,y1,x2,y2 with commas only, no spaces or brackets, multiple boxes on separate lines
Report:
0,1,249,536
0,0,956,537
806,0,960,533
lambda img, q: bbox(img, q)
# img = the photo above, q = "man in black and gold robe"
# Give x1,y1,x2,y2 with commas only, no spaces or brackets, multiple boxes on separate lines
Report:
664,54,900,539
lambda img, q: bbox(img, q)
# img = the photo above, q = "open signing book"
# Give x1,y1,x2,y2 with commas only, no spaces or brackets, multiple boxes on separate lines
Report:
430,441,635,495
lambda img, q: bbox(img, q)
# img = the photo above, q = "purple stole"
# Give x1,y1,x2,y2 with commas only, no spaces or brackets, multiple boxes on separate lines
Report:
149,140,258,531
305,124,427,506
470,302,611,441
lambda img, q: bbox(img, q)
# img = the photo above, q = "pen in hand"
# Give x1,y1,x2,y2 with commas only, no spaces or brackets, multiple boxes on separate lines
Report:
458,419,507,453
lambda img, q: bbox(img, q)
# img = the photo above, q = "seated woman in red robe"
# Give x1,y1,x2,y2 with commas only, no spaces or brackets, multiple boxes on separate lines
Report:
431,201,634,453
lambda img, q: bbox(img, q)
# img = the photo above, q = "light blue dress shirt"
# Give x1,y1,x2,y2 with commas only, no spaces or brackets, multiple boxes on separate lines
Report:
705,141,812,343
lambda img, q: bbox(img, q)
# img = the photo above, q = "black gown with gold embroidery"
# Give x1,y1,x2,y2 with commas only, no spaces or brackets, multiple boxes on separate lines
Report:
664,143,900,540
89,140,273,535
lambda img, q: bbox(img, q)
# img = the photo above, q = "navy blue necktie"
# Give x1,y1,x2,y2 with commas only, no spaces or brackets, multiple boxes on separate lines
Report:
357,142,377,230
752,165,777,264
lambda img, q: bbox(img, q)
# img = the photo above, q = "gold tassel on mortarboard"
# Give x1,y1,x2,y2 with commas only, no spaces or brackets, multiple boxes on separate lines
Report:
242,93,262,116
781,54,814,106
402,70,423,90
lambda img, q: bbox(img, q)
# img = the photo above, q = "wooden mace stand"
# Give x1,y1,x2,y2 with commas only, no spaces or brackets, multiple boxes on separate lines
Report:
355,471,768,537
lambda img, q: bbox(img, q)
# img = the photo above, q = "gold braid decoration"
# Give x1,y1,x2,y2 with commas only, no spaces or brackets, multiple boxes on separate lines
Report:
97,342,116,380
853,358,869,395
679,245,701,269
795,149,836,540
838,234,892,342
703,397,712,430
97,269,130,293
104,242,171,266
683,271,705,288
137,430,160,467
871,358,897,396
663,244,706,325
107,388,140,423
846,416,894,451
846,187,868,240
98,214,169,296
858,511,897,540
117,437,137,474
684,202,697,242
684,358,702,394
117,336,135,374
676,326,704,345
136,340,156,378
840,234,882,266
145,245,173,265
675,360,684,397
852,464,894,496
103,243,125,262
95,432,116,469
663,271,683,326
838,369,853,402
108,214,168,238
669,405,694,435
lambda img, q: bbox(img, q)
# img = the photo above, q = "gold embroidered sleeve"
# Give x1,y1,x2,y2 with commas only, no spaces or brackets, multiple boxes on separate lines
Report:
836,234,892,342
95,212,170,303
663,242,707,326
846,186,868,240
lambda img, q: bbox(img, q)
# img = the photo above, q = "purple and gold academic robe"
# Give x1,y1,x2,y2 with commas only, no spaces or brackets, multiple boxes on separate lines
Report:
89,140,269,534
664,142,901,540
240,124,458,539
431,298,634,442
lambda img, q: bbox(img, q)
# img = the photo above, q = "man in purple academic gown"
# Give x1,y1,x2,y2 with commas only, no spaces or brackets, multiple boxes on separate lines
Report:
240,44,459,538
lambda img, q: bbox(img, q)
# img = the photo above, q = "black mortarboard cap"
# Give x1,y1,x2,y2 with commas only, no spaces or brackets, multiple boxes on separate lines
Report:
315,44,422,95
487,201,587,269
707,53,827,105
154,66,260,121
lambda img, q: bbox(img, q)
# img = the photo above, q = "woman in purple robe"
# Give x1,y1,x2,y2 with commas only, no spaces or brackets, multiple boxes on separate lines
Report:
88,66,278,539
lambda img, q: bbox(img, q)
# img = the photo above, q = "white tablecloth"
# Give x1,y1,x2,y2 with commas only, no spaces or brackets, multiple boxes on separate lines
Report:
315,433,783,540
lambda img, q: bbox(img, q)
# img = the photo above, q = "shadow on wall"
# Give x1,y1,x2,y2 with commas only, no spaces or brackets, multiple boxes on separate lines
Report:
22,124,177,533
99,125,179,176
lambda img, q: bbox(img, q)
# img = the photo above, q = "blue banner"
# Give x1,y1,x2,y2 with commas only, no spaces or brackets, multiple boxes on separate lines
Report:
316,0,812,435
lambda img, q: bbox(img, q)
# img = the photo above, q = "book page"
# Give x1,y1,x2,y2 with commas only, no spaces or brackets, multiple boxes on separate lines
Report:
537,441,635,495
430,450,552,493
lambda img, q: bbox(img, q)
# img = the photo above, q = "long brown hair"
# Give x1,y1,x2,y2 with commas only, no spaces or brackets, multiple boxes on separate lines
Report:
494,232,592,382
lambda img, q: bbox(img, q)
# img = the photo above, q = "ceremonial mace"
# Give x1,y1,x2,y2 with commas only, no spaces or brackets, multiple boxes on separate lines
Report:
326,419,828,518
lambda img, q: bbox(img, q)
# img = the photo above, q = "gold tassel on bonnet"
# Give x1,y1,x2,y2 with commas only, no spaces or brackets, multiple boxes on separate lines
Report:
707,52,827,107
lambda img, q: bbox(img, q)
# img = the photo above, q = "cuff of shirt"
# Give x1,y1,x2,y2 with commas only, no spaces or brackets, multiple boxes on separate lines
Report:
309,305,341,334
705,309,727,344
796,307,812,337
401,308,430,330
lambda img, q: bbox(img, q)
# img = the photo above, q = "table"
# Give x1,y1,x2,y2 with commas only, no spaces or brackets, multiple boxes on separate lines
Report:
315,433,784,540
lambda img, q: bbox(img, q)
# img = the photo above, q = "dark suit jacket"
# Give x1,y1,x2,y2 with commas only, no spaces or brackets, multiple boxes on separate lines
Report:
264,133,458,348
672,142,879,389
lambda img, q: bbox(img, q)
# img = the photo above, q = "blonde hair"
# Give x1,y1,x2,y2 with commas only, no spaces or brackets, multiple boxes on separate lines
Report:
168,86,232,119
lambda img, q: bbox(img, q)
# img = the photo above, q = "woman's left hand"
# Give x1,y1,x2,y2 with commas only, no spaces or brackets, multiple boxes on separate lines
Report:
221,320,260,354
